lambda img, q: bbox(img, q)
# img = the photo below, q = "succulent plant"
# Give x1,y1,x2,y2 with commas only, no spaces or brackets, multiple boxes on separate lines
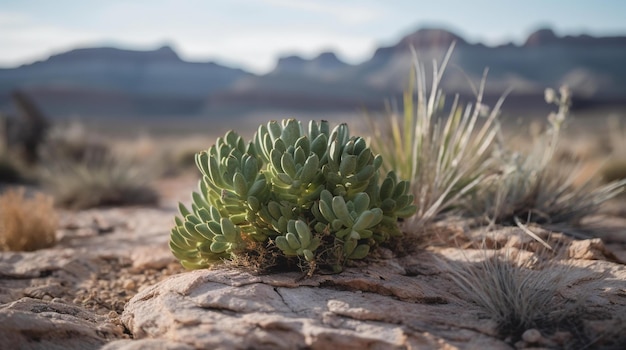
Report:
170,119,416,272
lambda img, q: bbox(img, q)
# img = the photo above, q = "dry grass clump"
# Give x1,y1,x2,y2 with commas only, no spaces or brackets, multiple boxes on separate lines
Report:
40,149,159,210
476,155,625,230
441,247,585,345
0,187,58,251
471,87,626,233
39,122,159,210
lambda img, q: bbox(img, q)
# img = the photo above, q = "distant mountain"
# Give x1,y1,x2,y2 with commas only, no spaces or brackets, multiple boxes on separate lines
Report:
346,27,626,97
1,27,626,118
43,45,182,64
215,27,626,110
0,45,251,116
524,28,626,47
273,52,349,76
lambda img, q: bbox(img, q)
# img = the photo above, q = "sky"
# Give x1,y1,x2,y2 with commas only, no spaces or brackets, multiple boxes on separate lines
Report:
1,0,626,74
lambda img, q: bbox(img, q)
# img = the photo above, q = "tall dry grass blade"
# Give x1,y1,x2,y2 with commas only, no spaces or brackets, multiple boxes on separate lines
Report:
365,44,504,229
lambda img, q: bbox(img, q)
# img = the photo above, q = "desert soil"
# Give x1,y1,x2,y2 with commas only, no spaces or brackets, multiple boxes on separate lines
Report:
1,174,625,349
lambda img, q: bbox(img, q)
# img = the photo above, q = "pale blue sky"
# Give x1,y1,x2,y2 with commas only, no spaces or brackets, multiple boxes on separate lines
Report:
1,0,625,73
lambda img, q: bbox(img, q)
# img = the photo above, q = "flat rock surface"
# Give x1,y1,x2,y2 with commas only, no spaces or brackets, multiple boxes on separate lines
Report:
120,260,506,350
1,176,625,349
119,245,626,350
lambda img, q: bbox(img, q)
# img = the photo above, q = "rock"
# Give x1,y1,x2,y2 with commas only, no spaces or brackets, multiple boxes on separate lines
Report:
131,245,176,271
120,264,509,350
0,249,82,278
115,235,626,350
521,329,542,343
102,339,195,350
123,279,137,291
0,297,123,350
567,238,619,261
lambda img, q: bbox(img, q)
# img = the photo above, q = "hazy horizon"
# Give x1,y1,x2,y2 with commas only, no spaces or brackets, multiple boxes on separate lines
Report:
2,0,626,73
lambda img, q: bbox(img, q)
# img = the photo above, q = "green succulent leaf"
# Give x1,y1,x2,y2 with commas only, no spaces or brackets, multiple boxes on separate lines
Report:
349,244,370,260
210,241,229,253
332,196,354,226
295,220,311,247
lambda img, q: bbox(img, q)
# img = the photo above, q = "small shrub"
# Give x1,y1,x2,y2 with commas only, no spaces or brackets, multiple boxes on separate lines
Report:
365,44,504,228
0,188,58,251
470,87,626,230
40,150,159,210
170,119,416,273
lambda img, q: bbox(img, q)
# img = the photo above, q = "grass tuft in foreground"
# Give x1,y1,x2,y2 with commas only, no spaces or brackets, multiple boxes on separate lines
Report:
0,187,58,251
440,247,587,345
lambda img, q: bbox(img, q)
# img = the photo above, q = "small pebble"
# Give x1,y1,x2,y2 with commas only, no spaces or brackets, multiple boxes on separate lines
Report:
522,328,542,343
123,279,136,290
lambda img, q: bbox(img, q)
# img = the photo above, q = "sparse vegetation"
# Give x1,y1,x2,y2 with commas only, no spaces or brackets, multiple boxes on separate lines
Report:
37,121,159,209
0,187,58,251
367,47,626,242
471,87,626,232
40,148,159,210
44,121,110,163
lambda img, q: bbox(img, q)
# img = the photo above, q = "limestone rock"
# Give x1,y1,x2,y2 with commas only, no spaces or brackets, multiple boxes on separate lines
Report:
131,245,176,271
120,261,509,350
0,297,123,350
102,339,195,350
117,237,626,350
567,238,620,261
